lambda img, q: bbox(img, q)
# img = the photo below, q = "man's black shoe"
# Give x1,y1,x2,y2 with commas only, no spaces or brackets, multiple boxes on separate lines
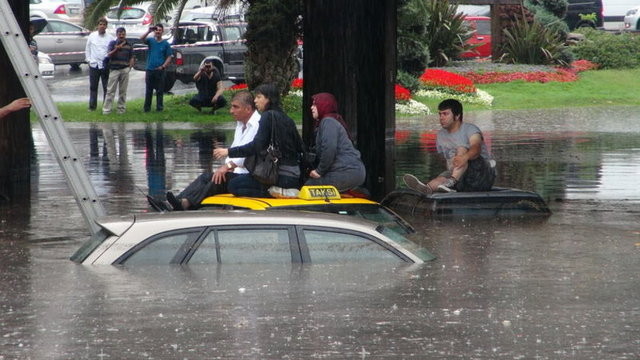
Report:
166,191,183,211
147,195,169,212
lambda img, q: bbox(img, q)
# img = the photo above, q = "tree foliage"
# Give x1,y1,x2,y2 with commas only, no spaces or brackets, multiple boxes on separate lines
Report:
242,0,302,93
500,14,570,65
422,0,470,67
397,0,430,76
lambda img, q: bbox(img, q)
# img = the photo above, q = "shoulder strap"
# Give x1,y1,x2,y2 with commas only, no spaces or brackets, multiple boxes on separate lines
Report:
269,111,279,148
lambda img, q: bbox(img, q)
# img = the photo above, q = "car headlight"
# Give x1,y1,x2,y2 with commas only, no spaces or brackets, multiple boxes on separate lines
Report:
626,9,637,16
38,56,53,65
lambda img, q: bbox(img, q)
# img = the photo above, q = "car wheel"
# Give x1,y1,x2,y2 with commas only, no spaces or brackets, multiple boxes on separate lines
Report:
70,63,81,71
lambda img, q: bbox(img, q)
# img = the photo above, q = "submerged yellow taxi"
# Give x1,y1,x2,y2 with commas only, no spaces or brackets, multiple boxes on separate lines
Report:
199,186,415,235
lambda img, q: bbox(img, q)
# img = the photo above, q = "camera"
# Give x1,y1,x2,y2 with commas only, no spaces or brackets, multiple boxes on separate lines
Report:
150,26,158,31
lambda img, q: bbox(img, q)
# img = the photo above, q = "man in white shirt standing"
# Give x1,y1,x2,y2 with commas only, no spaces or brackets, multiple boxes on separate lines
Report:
163,91,261,211
85,17,114,111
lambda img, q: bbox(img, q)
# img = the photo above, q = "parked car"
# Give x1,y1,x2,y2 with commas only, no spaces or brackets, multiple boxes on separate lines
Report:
37,51,55,79
181,4,246,22
565,0,604,29
106,1,175,37
29,0,82,23
460,16,491,58
133,20,247,91
624,5,640,30
71,210,436,265
34,19,89,68
601,0,637,30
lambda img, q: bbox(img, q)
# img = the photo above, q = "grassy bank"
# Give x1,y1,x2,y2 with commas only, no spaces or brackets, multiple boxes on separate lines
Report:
52,68,640,123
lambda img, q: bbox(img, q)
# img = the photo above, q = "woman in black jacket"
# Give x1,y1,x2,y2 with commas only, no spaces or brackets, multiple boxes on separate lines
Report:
213,83,303,197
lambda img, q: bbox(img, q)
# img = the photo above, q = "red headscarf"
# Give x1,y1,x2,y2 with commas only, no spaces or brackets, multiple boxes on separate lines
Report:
311,92,352,141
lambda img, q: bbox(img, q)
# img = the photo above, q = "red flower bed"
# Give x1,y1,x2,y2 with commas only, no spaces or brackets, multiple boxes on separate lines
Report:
395,84,411,101
460,60,599,84
229,83,248,90
291,78,303,89
419,69,476,93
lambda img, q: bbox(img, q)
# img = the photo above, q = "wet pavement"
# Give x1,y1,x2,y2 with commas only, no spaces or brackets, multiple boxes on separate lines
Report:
1,107,639,359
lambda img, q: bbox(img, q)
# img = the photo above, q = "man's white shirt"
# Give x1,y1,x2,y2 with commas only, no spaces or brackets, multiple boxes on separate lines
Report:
227,110,261,174
85,31,115,69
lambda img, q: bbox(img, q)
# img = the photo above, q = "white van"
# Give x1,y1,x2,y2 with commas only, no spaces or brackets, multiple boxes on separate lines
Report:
602,0,638,29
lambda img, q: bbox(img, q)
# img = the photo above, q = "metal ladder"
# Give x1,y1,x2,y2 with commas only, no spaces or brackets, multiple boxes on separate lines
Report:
0,0,105,235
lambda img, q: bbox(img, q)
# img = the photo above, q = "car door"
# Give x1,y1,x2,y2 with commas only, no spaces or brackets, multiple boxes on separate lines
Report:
44,20,89,64
186,226,301,264
218,23,246,80
297,226,411,263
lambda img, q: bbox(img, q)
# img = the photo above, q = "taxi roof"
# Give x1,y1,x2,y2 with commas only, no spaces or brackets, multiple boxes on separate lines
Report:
200,186,376,210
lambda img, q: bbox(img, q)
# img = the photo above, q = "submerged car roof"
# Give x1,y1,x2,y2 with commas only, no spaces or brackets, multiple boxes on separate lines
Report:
97,209,384,236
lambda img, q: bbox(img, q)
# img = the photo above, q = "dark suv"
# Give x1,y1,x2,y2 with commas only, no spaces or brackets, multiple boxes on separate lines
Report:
565,0,603,29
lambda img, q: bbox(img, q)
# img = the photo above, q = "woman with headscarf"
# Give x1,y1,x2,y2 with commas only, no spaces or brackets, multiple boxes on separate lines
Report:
302,92,365,192
214,83,304,197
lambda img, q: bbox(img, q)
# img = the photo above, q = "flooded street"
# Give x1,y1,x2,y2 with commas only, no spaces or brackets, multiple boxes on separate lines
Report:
1,107,639,359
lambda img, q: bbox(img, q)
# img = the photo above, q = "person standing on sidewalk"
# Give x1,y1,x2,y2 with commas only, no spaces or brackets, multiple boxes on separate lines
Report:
102,27,134,115
140,24,173,112
85,17,114,111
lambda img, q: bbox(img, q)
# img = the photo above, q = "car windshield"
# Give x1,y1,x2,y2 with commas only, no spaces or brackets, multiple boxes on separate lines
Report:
377,226,436,262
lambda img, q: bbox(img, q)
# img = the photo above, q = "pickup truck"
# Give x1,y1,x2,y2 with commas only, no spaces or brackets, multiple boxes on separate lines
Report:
133,21,247,92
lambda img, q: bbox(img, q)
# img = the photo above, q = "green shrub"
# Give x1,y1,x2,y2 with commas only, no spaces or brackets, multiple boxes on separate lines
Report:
397,70,422,92
501,16,569,65
524,0,569,39
527,0,568,18
572,28,640,69
423,0,470,67
398,0,431,76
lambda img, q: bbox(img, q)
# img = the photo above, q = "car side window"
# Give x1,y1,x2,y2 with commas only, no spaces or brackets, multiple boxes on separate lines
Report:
222,27,241,41
50,21,79,33
121,231,200,265
189,228,293,264
302,229,402,263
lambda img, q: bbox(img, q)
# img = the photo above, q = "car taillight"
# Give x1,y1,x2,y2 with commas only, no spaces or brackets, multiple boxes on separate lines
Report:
142,13,152,25
175,52,183,66
53,5,66,14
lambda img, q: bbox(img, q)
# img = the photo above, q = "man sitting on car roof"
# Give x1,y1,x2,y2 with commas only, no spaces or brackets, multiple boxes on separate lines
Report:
163,90,260,210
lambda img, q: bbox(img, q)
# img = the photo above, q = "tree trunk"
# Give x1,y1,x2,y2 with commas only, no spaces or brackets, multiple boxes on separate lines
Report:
303,0,397,200
243,0,301,93
0,0,32,202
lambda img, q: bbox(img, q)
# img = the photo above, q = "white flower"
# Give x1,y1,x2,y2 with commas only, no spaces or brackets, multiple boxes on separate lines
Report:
414,88,493,106
289,89,303,97
395,99,431,115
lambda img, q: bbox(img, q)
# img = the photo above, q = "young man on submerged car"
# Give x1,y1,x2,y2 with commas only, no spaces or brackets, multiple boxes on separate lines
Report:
403,99,495,194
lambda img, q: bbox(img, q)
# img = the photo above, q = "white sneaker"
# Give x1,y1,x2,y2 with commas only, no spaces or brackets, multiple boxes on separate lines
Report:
436,177,458,193
268,186,300,199
402,174,432,195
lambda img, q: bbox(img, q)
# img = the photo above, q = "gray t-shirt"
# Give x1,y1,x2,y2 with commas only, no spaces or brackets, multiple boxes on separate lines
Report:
436,122,492,163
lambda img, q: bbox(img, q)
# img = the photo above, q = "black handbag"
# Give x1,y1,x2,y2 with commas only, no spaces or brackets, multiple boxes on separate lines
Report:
245,114,281,185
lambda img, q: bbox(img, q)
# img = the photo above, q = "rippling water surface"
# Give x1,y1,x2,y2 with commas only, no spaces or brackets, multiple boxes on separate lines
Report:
1,107,639,359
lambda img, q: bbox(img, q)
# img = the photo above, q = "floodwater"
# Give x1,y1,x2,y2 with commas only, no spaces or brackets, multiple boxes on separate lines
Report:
1,107,639,359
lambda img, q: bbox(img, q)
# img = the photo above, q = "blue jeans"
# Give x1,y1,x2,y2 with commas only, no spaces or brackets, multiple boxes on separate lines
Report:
228,174,300,197
144,70,166,112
